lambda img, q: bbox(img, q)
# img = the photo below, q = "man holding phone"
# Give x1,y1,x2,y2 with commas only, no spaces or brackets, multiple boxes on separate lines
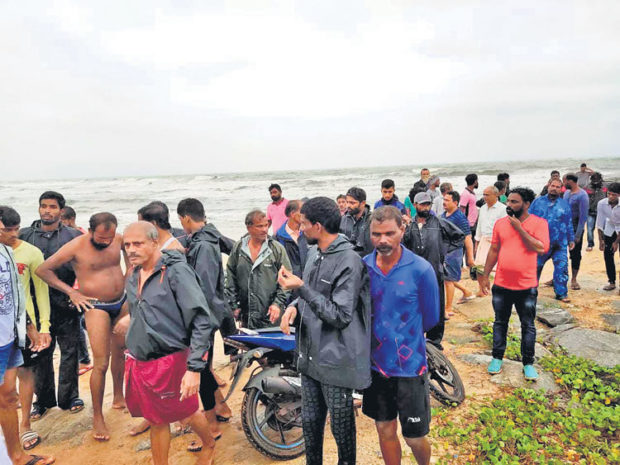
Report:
478,187,549,381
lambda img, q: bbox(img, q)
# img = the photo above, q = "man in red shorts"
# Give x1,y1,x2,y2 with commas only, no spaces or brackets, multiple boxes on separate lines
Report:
122,221,216,465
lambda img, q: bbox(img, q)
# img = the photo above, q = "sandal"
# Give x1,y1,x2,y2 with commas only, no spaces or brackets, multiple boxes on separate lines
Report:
24,455,55,465
456,295,476,305
571,282,581,291
187,434,222,452
30,405,49,422
602,283,616,291
21,430,41,451
69,398,85,414
216,414,231,423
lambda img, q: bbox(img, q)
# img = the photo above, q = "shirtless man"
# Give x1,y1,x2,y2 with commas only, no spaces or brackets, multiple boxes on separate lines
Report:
36,212,126,441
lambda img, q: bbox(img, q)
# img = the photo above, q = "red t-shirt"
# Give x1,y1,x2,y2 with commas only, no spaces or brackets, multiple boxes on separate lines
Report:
491,215,549,290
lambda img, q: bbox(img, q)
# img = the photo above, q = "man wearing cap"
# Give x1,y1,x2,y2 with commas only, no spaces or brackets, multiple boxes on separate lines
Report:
403,192,465,349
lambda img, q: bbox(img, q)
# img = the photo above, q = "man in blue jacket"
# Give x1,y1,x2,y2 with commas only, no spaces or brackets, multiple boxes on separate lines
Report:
530,178,574,302
363,206,439,465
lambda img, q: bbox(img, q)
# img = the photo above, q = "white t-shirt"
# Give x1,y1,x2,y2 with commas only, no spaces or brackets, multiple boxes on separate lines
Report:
475,201,507,242
0,252,16,346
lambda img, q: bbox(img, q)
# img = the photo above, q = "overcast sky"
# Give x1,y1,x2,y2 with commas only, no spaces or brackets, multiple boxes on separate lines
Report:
2,0,619,180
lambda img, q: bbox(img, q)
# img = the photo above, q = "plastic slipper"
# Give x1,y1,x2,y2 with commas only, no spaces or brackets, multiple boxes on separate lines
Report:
21,430,41,451
78,365,93,376
571,283,581,290
187,434,222,452
69,398,84,414
30,405,49,422
25,455,55,465
216,414,231,422
456,295,476,305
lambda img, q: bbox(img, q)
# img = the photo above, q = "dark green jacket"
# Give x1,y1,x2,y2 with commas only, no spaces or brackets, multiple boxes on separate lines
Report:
225,236,292,329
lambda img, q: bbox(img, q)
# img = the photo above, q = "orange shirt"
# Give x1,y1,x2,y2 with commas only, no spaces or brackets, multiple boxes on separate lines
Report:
491,214,549,290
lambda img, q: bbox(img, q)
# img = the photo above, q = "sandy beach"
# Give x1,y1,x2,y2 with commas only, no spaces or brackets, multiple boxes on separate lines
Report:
4,243,615,465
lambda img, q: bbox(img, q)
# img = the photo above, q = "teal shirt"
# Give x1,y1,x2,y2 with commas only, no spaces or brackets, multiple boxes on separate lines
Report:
404,196,417,217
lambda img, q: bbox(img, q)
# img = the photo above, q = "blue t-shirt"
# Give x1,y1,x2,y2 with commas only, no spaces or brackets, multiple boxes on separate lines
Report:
563,189,589,237
529,195,575,246
0,253,16,346
442,210,471,236
363,246,440,378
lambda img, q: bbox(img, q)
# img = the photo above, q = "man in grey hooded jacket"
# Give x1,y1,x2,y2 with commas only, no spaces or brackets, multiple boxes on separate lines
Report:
280,197,371,465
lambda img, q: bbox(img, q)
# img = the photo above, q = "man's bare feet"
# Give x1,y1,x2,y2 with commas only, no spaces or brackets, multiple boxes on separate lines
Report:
195,444,216,465
128,419,151,436
111,395,126,410
92,417,111,441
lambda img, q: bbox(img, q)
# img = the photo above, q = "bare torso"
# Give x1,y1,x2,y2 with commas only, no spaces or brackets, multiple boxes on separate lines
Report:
71,234,125,301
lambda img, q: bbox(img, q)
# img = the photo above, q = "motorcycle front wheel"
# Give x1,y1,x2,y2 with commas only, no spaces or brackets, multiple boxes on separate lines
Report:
426,343,466,406
241,387,305,460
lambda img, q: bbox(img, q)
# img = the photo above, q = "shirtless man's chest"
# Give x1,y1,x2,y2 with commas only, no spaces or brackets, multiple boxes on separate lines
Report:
72,235,126,300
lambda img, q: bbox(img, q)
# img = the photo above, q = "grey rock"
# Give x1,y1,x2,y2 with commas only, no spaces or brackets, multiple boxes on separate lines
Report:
535,343,553,360
551,328,620,368
135,440,151,452
458,354,559,393
536,307,574,327
602,314,620,332
36,409,92,445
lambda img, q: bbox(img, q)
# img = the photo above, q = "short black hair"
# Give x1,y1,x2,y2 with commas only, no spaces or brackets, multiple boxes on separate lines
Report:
370,206,403,228
465,174,478,186
89,212,117,231
268,184,282,192
300,197,340,234
509,187,536,204
285,200,302,217
446,191,460,203
61,206,76,220
607,182,620,194
39,191,65,209
346,187,366,203
381,179,395,190
565,173,578,183
177,198,205,222
139,202,172,230
494,181,506,192
497,173,510,182
245,209,266,226
0,206,20,227
408,186,426,202
580,163,587,167
550,170,560,176
336,194,346,201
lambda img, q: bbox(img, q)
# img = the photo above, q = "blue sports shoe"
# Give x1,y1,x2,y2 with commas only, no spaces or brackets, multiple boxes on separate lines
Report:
523,364,539,381
487,358,503,375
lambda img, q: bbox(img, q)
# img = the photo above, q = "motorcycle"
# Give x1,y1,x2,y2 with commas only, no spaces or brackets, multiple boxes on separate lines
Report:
224,327,465,461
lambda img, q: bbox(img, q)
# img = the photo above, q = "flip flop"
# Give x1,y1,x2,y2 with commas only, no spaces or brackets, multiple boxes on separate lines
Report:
69,399,84,414
216,414,231,423
25,455,55,465
78,365,93,376
456,295,476,305
571,283,581,290
21,430,41,451
30,405,49,422
187,434,222,452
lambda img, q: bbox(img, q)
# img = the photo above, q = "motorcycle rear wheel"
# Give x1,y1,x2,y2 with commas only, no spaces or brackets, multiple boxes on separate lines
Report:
426,343,465,406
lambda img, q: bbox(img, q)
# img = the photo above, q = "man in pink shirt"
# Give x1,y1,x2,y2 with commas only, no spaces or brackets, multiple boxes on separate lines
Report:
266,184,289,234
460,174,479,232
478,187,549,382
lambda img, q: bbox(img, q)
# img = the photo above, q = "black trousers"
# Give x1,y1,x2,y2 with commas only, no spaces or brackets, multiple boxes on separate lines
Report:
426,278,445,347
604,233,618,284
569,229,584,271
34,308,80,410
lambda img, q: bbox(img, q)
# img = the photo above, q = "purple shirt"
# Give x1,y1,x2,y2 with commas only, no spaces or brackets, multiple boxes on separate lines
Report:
459,188,478,227
267,199,289,233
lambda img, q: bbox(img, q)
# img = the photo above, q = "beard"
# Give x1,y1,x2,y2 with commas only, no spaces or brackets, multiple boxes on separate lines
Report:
271,194,281,202
90,238,110,250
40,217,58,225
305,236,318,245
506,206,524,218
348,207,361,216
417,209,430,218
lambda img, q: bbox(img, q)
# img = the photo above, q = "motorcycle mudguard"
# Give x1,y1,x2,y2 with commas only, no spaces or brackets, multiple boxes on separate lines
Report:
241,366,282,393
223,347,273,402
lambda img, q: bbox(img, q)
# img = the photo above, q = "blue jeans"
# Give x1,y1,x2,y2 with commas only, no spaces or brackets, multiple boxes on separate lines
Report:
491,285,537,366
537,243,569,299
586,214,596,248
0,341,24,385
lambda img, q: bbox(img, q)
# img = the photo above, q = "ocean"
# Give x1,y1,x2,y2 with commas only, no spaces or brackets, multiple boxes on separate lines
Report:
2,157,619,240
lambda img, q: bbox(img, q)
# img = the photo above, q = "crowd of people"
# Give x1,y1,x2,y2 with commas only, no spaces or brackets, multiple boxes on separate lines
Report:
0,162,618,465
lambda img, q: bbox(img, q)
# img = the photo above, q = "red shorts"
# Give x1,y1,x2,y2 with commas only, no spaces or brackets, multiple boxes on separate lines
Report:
125,349,198,425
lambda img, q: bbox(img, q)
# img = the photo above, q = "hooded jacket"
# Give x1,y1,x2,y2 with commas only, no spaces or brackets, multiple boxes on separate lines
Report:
186,224,232,329
0,245,27,349
274,221,309,279
125,250,215,372
373,195,406,213
339,205,373,257
293,235,371,390
19,220,82,311
403,214,466,280
225,236,292,329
